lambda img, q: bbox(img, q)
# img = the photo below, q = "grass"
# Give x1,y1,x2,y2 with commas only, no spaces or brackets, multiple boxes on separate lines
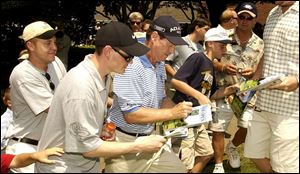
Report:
202,145,259,173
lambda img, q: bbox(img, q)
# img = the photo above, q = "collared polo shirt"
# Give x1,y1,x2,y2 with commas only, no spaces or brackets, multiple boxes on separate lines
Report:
7,57,66,140
108,55,166,134
36,54,110,173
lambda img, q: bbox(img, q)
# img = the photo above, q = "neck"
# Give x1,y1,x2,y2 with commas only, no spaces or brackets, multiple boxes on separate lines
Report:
221,23,234,30
91,53,108,80
204,51,213,61
145,41,156,66
281,2,294,13
188,33,200,43
29,56,48,72
236,29,252,43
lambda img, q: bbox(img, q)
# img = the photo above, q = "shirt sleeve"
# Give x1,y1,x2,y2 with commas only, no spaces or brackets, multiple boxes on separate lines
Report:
174,53,201,83
63,98,103,153
113,63,145,113
1,154,15,173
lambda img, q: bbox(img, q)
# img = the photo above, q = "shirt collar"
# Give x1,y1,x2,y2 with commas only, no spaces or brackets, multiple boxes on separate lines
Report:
139,55,164,69
139,55,153,68
82,54,109,92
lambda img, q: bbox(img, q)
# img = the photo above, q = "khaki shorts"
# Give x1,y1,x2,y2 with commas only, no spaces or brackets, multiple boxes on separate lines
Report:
172,124,214,170
244,111,299,173
209,99,251,132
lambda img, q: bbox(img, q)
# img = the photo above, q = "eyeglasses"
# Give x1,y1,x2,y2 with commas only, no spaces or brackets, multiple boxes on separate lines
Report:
112,47,134,62
238,15,254,21
232,17,238,20
130,21,141,25
44,73,55,91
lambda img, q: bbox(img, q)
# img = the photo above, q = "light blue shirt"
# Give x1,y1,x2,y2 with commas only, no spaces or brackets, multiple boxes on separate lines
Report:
108,55,166,134
1,108,13,149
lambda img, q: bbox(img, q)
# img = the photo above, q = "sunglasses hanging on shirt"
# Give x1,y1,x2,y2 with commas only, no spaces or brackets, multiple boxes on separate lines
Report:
44,73,55,91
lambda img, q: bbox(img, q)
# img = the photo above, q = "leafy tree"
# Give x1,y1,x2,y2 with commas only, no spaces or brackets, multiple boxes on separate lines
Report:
96,0,162,22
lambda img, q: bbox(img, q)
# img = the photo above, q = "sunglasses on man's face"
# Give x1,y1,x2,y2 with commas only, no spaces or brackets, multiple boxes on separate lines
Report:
130,21,141,25
112,47,134,62
238,15,254,21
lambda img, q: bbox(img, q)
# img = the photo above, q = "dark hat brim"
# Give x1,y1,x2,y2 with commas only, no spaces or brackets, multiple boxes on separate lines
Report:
118,42,150,57
36,30,57,40
165,35,188,45
217,40,233,44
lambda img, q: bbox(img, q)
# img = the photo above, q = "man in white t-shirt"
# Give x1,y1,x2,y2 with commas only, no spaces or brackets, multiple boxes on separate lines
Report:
5,21,67,173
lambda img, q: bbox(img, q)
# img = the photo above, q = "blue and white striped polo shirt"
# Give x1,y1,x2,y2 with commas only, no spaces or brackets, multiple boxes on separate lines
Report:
108,55,166,134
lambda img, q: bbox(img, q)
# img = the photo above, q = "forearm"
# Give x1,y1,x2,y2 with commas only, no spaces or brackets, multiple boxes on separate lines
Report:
213,59,224,72
83,141,141,158
10,153,36,169
124,107,174,124
211,85,237,100
165,64,176,77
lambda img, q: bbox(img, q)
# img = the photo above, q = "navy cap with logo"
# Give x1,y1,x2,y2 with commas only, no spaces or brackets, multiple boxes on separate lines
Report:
95,21,150,57
236,2,257,18
152,16,187,45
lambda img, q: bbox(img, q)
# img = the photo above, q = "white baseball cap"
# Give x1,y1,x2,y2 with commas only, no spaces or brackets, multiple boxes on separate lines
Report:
20,21,57,42
204,27,232,44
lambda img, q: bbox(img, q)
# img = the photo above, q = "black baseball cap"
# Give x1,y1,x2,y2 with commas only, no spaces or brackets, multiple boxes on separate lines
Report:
95,21,150,56
152,16,187,45
236,2,257,18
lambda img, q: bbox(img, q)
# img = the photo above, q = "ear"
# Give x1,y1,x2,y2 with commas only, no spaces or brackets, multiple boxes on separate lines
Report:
103,46,113,61
151,31,160,41
26,41,34,51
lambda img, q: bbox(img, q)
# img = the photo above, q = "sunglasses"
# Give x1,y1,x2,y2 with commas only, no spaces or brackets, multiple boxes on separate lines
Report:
130,21,141,25
112,47,134,62
238,15,254,21
44,73,55,91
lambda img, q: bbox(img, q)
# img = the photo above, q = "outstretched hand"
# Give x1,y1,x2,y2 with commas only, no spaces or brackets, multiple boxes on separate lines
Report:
33,147,64,164
268,76,298,92
135,135,166,153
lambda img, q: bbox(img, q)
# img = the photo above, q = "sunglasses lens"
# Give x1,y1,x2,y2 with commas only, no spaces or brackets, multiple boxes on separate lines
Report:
131,21,140,25
238,15,253,20
49,82,55,90
113,47,133,62
45,73,51,80
45,73,55,91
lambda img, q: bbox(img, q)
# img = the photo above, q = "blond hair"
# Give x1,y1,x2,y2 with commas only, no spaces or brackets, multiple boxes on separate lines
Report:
219,9,236,23
129,12,144,21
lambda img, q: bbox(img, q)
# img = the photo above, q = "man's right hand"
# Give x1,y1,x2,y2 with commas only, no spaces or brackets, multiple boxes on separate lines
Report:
171,101,193,119
135,135,166,153
223,63,237,75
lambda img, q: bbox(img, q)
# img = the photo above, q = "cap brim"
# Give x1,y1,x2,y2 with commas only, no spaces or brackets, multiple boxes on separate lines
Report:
119,42,150,57
36,30,57,40
217,40,233,44
165,35,188,45
238,10,256,18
